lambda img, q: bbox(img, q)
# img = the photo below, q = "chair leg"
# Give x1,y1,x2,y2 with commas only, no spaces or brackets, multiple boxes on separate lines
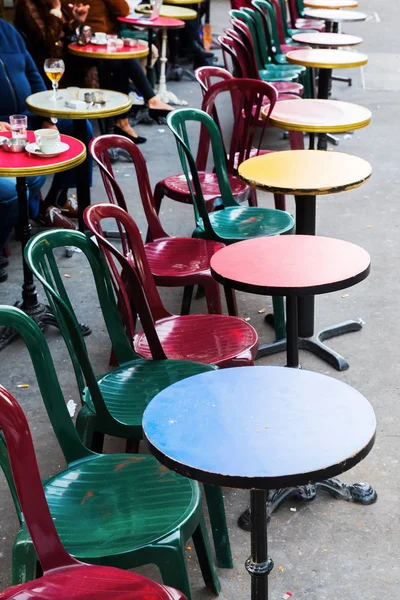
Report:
126,438,140,453
272,296,286,341
204,281,223,314
204,484,233,569
248,187,258,207
12,537,38,584
180,286,194,315
157,541,193,600
224,285,238,316
274,193,286,211
146,183,164,243
76,409,105,453
288,131,305,150
192,514,221,595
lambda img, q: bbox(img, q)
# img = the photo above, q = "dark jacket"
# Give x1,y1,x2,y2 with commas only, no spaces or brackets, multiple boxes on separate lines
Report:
0,18,46,123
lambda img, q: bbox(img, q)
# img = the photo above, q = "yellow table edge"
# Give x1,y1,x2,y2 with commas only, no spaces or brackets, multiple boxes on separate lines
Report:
0,143,86,178
286,53,368,69
26,90,132,119
265,104,371,133
136,4,197,19
303,1,358,8
68,44,149,60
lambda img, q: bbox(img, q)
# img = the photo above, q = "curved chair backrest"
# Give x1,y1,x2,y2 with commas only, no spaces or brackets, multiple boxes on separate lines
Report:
84,203,170,348
89,135,167,241
0,385,79,573
201,77,277,172
24,230,145,423
218,34,247,78
252,0,282,54
276,0,293,38
230,8,266,70
0,305,92,465
242,6,274,65
167,109,237,238
268,0,288,44
229,19,261,79
194,66,234,95
287,0,300,27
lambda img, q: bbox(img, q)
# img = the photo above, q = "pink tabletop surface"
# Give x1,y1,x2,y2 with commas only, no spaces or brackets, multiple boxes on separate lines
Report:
68,42,148,56
210,236,370,296
118,15,184,27
0,131,86,177
292,32,363,47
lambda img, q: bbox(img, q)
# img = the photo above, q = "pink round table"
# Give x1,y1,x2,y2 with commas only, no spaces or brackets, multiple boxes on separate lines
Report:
68,42,148,60
118,15,184,103
0,131,86,350
292,32,363,47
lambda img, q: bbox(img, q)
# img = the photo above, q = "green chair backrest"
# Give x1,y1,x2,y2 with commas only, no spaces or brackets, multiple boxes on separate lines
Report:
242,7,273,66
277,0,291,37
296,0,304,15
252,0,282,55
230,8,269,70
167,108,238,239
0,306,92,465
25,230,138,424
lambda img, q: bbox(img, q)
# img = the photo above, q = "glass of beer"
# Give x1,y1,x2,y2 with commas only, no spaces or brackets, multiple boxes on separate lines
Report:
44,58,65,101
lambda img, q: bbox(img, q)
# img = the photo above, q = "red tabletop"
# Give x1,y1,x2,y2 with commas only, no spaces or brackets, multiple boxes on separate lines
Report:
210,236,370,296
68,42,148,59
0,131,86,177
118,15,184,27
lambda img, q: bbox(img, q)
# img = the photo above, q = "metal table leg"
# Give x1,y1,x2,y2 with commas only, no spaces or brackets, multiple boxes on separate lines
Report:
146,28,155,87
73,119,91,233
245,489,273,600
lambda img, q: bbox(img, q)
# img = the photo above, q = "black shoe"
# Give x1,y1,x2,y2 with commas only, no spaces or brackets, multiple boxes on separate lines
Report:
0,254,9,269
0,267,7,282
113,125,146,145
148,108,173,121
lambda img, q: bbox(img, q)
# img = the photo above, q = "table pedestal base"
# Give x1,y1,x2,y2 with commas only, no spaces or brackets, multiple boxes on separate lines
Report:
257,318,364,371
239,479,377,532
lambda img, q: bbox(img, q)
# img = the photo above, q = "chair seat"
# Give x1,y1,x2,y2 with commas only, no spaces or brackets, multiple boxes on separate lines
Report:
17,454,200,559
281,44,310,53
134,314,258,367
3,565,185,600
83,359,215,426
273,81,304,95
145,237,224,278
196,206,295,242
161,172,249,204
296,18,325,31
260,69,301,82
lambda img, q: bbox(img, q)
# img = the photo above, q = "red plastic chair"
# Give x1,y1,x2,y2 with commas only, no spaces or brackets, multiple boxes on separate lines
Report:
0,385,186,600
287,0,325,30
89,134,237,316
84,203,258,368
195,65,234,96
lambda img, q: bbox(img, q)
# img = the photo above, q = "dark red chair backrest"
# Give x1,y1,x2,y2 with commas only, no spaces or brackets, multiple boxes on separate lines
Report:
287,0,300,28
89,135,167,242
195,66,234,95
229,20,261,79
218,35,246,77
269,0,287,44
200,78,277,172
84,203,170,356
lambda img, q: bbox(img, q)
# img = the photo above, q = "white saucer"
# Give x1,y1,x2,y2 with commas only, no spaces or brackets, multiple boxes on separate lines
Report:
0,136,8,144
25,141,70,158
91,38,107,46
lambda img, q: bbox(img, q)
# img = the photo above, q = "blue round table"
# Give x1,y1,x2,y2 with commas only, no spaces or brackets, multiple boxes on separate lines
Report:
143,366,376,600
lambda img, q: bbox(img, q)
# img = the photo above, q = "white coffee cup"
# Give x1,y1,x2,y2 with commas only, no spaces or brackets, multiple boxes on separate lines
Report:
34,129,60,154
94,32,107,44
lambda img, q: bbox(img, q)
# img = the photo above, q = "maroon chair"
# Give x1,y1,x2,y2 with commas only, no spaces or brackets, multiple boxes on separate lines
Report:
287,0,325,30
84,203,258,368
89,134,237,316
0,385,186,600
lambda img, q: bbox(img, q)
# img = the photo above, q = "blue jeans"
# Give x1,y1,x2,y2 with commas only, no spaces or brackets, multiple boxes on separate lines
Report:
0,176,46,252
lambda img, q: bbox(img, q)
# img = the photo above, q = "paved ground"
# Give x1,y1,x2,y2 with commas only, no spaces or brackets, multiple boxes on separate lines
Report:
0,1,398,598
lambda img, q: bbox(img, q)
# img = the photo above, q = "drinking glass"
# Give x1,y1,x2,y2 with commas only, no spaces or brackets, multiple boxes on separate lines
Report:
107,34,118,52
9,115,27,139
44,58,65,101
150,0,162,18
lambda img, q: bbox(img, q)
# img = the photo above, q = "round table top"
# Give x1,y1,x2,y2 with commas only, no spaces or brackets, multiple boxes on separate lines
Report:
267,99,371,132
0,131,86,177
118,14,185,27
164,0,204,5
143,366,376,489
26,88,132,120
304,8,367,22
286,48,368,69
210,235,370,296
134,4,197,19
292,32,363,47
304,0,358,8
68,42,149,60
238,150,372,195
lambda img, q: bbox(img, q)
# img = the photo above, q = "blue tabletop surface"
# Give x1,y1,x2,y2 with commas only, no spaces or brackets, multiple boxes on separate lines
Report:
143,366,376,489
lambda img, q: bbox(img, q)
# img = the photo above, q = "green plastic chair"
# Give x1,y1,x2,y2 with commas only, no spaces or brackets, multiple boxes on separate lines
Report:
0,305,220,599
23,229,232,571
167,108,295,340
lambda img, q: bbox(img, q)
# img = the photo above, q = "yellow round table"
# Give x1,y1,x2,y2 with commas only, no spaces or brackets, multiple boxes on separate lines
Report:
292,32,363,47
238,149,372,366
26,88,131,230
304,0,358,8
136,4,197,19
267,98,371,149
68,41,148,60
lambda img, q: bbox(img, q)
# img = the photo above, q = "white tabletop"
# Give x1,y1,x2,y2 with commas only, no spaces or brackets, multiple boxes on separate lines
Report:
26,89,132,120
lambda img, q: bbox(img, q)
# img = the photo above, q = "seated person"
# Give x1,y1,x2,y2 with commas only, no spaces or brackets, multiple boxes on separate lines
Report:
0,17,92,216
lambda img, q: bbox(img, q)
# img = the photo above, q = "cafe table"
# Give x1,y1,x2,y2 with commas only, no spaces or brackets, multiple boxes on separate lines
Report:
0,131,86,350
143,365,377,600
238,149,372,370
267,98,371,150
292,31,363,47
304,0,358,8
68,41,148,60
118,15,185,102
303,8,367,32
26,89,131,232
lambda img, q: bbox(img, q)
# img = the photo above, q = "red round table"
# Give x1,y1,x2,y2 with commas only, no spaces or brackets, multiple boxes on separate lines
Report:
0,131,86,350
210,235,370,368
118,15,184,102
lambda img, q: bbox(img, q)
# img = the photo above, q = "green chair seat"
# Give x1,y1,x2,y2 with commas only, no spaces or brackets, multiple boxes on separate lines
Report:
194,206,294,242
260,69,300,82
83,359,215,433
